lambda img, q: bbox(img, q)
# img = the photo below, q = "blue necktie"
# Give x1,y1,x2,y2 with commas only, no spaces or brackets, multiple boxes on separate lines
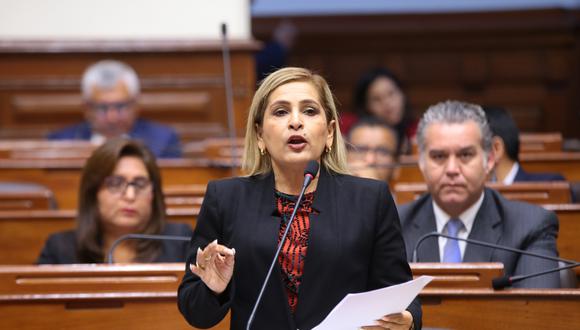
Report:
442,218,463,263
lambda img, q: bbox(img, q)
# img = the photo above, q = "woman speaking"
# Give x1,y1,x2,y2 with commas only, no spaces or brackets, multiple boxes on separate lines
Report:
178,67,421,330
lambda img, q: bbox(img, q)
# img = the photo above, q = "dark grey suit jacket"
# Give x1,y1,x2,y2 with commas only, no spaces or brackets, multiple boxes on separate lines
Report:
398,188,560,288
178,168,421,330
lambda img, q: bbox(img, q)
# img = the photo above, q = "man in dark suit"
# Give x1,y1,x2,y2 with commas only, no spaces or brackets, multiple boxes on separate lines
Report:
399,100,560,288
483,106,565,183
48,60,181,158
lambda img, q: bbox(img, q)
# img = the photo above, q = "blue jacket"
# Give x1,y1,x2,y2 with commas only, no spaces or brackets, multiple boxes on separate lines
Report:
48,119,182,158
514,167,566,182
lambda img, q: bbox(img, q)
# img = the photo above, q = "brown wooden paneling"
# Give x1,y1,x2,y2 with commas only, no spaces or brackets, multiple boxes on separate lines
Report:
0,209,198,265
0,40,259,142
253,9,580,138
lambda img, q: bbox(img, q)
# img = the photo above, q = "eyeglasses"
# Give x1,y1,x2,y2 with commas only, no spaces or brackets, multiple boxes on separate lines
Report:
347,144,395,159
102,175,152,196
87,100,134,115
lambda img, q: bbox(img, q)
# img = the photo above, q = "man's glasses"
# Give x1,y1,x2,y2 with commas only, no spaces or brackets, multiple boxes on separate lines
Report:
347,144,395,159
87,100,134,115
103,175,152,196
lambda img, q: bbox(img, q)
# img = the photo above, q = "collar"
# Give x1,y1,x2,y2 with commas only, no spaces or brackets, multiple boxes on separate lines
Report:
502,162,519,185
260,166,332,216
433,191,484,234
90,133,106,145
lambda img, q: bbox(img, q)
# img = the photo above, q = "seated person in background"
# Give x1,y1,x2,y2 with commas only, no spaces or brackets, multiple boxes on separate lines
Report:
399,100,560,288
483,105,566,183
255,19,298,82
342,67,417,154
346,116,399,182
48,60,182,158
37,138,192,264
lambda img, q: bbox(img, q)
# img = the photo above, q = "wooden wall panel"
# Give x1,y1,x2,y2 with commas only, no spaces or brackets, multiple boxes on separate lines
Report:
0,40,259,141
253,8,580,138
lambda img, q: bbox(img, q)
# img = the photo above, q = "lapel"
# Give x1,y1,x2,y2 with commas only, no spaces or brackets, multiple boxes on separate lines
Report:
293,167,337,321
463,189,503,262
249,171,297,328
410,199,440,262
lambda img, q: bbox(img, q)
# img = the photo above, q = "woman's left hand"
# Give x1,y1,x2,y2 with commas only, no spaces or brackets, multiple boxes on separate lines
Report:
360,311,413,330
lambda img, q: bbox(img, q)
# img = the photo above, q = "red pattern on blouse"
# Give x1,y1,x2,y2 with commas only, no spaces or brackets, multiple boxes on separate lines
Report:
276,191,316,313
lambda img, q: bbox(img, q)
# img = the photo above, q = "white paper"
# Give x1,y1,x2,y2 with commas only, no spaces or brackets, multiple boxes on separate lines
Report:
312,276,433,330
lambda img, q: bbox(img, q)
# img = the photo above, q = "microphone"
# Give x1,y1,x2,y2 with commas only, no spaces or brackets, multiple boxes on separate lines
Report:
492,261,580,290
246,160,320,330
413,232,577,289
107,233,190,264
220,22,237,173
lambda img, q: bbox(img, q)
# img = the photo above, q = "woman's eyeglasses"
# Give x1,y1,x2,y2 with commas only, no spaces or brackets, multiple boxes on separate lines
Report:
103,176,152,196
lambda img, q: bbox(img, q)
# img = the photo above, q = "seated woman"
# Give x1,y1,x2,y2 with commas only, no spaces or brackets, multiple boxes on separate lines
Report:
343,67,417,155
37,138,192,264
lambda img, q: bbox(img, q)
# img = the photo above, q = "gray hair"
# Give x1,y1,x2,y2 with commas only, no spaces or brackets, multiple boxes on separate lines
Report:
417,100,492,155
81,60,140,99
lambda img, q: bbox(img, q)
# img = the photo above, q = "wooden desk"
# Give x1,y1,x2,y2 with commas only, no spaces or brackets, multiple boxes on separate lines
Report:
0,158,234,209
420,288,580,330
0,209,198,264
0,264,578,329
410,262,503,288
0,263,228,329
543,204,580,277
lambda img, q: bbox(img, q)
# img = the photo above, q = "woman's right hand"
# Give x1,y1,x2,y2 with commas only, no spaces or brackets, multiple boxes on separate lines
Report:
190,239,236,295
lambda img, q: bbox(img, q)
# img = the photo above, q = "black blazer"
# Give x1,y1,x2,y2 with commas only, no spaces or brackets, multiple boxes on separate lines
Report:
178,168,421,330
37,223,193,264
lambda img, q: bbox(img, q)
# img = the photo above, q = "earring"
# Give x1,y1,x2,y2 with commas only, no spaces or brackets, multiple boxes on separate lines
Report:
326,145,332,153
260,148,265,156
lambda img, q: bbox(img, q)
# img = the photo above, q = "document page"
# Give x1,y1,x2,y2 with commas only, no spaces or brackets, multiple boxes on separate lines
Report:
312,276,433,330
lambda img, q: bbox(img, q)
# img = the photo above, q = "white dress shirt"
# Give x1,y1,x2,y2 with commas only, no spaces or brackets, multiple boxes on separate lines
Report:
502,162,520,185
432,192,485,261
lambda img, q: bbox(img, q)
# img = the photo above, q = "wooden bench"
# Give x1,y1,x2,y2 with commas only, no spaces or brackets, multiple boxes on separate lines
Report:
0,209,198,264
0,190,57,210
394,181,572,205
164,184,206,209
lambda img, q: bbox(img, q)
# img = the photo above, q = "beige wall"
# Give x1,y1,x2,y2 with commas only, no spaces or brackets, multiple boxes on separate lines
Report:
0,0,250,40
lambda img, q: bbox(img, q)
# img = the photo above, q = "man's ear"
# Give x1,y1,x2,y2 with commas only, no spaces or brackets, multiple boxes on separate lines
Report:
491,136,504,160
485,146,497,175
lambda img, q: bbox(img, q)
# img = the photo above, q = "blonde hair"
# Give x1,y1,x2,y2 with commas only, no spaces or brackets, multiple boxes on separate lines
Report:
242,67,349,176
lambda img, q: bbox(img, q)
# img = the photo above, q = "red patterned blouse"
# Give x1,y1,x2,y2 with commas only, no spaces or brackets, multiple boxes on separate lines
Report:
275,191,317,313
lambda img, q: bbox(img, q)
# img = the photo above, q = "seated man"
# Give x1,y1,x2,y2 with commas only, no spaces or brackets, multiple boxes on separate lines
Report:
399,100,560,288
346,117,399,182
48,60,182,158
483,105,565,183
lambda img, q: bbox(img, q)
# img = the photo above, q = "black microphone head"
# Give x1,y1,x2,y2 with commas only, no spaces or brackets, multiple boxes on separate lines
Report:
221,23,227,35
492,276,511,290
304,160,319,178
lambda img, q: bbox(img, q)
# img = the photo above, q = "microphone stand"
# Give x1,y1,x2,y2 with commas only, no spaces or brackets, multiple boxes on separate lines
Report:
412,232,576,264
246,172,315,330
220,22,237,175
